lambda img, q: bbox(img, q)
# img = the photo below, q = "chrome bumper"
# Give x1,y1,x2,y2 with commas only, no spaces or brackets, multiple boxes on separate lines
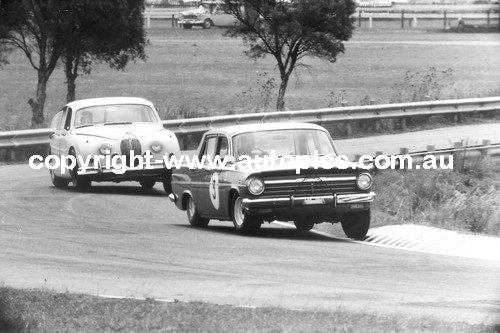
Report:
77,161,166,176
242,192,376,208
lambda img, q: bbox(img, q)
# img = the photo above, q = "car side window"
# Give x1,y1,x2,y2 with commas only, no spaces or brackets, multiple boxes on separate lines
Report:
200,136,218,160
217,136,228,159
50,111,63,130
63,107,73,130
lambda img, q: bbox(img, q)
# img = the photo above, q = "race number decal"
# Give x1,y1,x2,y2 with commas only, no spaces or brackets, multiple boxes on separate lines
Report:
209,173,220,210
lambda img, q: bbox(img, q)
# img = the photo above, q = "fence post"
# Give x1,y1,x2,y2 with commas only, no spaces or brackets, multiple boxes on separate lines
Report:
443,10,447,29
481,139,491,156
401,10,405,29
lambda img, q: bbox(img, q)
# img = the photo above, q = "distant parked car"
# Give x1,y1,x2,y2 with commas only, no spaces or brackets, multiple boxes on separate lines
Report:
169,122,376,238
178,1,238,29
49,97,180,192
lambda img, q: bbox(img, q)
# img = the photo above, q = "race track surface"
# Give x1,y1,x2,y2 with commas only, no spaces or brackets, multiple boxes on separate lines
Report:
1,163,499,325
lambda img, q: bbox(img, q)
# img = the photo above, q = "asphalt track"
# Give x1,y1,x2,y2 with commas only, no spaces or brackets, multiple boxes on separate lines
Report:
1,124,499,325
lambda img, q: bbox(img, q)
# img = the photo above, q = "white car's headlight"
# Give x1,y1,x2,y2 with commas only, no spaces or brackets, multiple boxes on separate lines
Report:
246,177,265,195
99,143,112,155
356,172,372,190
151,141,163,153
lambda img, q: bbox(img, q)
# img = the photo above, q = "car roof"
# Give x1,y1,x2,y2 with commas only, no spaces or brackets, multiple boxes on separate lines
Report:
207,122,328,137
65,97,155,111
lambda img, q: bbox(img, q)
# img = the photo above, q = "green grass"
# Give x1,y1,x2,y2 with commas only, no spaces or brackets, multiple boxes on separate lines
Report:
1,23,499,130
1,287,497,333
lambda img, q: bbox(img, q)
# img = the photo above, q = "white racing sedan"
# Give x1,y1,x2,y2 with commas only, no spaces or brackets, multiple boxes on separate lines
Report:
48,97,180,192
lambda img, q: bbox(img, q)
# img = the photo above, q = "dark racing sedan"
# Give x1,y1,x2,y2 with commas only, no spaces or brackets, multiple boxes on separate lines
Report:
169,122,376,238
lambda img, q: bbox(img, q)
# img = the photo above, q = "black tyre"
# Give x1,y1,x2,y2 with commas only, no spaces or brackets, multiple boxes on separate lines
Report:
50,169,69,188
162,169,173,194
187,196,209,227
341,209,370,239
231,194,261,234
202,19,212,29
70,150,91,190
140,178,156,189
294,218,314,232
183,24,192,29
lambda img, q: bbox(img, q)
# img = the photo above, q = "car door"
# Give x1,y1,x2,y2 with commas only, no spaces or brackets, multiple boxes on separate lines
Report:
49,107,70,177
190,135,218,215
206,134,230,219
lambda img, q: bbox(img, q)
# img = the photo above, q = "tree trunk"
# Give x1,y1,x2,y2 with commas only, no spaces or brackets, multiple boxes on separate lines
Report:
276,74,289,111
64,55,79,103
29,72,49,128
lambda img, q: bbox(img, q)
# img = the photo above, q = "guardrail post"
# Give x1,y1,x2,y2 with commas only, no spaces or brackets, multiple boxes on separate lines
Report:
412,14,418,29
401,118,406,131
399,147,410,168
487,10,490,28
401,10,405,29
146,14,151,29
359,11,362,28
453,141,463,163
172,14,175,28
443,10,447,30
481,139,491,156
9,148,15,162
369,13,373,29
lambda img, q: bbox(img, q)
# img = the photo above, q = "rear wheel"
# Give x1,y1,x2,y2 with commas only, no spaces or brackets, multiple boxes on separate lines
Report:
202,19,212,29
294,218,314,232
187,196,209,227
341,209,370,239
232,194,261,234
140,178,156,189
50,169,69,188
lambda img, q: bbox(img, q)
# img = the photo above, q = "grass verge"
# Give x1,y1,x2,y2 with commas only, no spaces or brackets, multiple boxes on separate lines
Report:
0,287,497,333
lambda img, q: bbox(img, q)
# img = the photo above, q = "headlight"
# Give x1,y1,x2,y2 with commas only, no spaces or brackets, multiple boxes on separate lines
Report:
150,141,163,153
356,172,372,190
246,177,265,195
99,143,112,155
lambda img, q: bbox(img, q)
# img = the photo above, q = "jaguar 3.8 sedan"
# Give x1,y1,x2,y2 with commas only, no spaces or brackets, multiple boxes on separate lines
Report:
49,97,180,192
169,122,376,238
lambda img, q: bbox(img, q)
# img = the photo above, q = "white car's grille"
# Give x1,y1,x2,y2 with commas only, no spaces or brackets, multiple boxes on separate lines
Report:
120,133,142,167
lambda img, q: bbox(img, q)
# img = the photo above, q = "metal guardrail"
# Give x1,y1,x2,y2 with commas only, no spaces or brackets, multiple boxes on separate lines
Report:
161,96,500,135
0,97,499,152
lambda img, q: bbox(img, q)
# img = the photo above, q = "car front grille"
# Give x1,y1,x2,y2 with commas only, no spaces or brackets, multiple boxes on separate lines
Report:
181,15,197,20
262,175,357,197
120,133,142,167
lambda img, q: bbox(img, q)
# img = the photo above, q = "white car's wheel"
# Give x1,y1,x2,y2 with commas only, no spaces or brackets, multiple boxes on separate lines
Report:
187,196,209,227
232,194,261,234
50,169,69,188
139,178,156,189
202,19,213,29
70,150,91,190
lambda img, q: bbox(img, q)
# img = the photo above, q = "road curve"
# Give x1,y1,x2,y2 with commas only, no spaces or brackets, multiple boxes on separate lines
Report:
0,163,499,325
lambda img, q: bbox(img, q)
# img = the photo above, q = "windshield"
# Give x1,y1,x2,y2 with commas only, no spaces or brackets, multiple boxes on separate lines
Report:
232,129,336,159
74,104,158,128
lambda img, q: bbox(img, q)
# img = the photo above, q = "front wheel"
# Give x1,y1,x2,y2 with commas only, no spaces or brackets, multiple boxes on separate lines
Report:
187,196,209,228
140,178,156,189
341,209,370,239
70,150,91,190
50,169,69,188
232,194,261,234
294,218,314,232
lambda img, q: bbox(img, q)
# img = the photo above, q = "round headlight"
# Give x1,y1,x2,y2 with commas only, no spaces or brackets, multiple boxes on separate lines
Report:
246,177,265,195
356,172,372,190
99,143,112,155
151,141,163,153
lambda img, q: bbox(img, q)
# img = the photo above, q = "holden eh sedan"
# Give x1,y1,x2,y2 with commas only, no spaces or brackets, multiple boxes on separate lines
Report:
49,97,180,192
169,122,376,238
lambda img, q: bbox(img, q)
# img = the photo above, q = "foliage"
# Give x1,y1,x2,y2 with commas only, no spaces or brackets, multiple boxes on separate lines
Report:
223,0,356,111
62,0,147,102
372,156,500,235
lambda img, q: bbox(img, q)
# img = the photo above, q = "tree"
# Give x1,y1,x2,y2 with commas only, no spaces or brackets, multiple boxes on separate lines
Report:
223,0,356,111
62,0,147,103
0,0,73,128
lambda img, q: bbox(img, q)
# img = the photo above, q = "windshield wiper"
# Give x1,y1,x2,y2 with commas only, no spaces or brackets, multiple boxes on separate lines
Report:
104,121,132,126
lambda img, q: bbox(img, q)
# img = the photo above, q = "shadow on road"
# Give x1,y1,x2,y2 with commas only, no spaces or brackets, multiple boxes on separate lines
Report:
174,223,347,242
50,184,167,197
